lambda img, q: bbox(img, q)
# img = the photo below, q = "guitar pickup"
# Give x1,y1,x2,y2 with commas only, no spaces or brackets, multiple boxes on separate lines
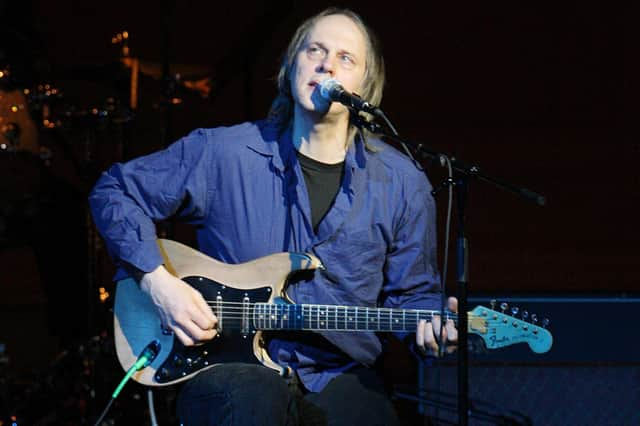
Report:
241,294,251,336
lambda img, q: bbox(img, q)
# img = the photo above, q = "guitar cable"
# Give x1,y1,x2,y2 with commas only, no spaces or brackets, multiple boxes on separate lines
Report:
93,340,161,426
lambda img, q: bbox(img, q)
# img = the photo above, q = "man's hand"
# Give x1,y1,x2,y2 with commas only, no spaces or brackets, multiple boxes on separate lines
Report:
140,265,218,346
416,296,458,356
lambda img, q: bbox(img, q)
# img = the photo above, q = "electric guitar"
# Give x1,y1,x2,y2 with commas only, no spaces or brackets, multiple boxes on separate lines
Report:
113,239,553,387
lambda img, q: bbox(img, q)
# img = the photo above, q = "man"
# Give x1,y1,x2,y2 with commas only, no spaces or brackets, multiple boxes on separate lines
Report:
89,7,457,425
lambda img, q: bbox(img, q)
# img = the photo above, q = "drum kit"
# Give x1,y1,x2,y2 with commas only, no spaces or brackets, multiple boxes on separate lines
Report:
0,30,212,247
0,28,211,423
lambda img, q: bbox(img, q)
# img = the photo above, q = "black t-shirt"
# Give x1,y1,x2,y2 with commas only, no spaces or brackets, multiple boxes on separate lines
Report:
296,151,345,231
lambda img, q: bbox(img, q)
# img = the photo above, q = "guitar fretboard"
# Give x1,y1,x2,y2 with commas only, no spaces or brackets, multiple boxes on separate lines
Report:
252,303,455,332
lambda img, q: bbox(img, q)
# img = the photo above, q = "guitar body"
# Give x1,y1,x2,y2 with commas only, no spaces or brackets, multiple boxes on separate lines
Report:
114,239,321,387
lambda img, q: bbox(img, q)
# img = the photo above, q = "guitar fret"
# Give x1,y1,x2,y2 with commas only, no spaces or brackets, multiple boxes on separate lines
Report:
342,306,346,330
268,304,273,329
304,305,309,330
378,308,388,331
365,308,368,331
311,305,315,330
348,307,354,330
313,305,317,329
254,303,260,330
288,304,295,329
390,309,398,332
274,304,278,329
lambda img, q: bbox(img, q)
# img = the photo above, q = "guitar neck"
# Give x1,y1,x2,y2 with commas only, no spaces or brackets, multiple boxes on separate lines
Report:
252,303,456,333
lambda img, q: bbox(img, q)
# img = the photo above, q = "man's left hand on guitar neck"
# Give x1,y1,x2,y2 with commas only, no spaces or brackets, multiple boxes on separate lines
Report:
416,296,459,356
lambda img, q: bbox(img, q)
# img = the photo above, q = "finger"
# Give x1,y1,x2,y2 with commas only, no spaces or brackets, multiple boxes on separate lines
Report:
446,318,458,343
181,318,217,343
431,315,442,339
193,321,218,340
440,322,448,345
416,319,426,351
191,292,217,330
433,315,448,355
448,296,458,313
431,315,447,343
173,326,195,347
424,321,439,353
191,288,217,326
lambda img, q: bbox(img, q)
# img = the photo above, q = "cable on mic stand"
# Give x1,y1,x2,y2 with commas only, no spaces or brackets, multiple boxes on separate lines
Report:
93,340,161,426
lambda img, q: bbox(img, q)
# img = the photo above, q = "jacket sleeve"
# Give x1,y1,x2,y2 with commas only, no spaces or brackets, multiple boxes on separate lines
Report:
380,169,444,343
88,129,213,277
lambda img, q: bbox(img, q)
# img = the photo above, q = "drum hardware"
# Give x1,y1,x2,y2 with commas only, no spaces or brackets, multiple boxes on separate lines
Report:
0,121,20,149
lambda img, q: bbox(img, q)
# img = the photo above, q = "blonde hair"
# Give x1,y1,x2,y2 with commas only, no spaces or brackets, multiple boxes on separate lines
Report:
267,7,386,148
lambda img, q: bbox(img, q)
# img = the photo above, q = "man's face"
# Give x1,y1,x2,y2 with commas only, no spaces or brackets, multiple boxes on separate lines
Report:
290,14,367,117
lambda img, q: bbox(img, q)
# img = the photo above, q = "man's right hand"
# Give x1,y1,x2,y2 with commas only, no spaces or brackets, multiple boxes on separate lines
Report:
139,265,218,346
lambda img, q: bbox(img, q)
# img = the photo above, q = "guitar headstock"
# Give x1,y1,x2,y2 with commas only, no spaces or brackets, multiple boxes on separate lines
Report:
468,304,553,354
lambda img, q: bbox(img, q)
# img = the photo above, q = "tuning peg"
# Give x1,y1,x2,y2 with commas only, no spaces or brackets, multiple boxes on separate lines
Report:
500,302,509,313
490,299,497,310
542,318,550,329
531,313,538,325
510,306,519,317
521,310,529,320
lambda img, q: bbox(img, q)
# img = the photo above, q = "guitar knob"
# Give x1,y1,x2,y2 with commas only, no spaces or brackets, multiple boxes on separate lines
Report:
521,310,529,320
490,299,497,310
531,313,538,324
500,302,509,313
542,318,550,328
173,355,183,366
510,306,519,317
157,368,170,379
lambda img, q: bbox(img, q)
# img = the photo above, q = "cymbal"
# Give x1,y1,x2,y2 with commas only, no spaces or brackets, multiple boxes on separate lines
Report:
121,57,212,80
52,59,213,99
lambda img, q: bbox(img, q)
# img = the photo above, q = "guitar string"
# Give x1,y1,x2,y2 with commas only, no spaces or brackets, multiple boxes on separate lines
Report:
201,301,539,322
194,313,543,329
199,301,543,326
151,300,544,329
189,319,537,329
201,299,525,316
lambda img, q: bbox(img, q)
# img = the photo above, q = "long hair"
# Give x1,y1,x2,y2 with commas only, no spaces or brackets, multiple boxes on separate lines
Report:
267,7,386,148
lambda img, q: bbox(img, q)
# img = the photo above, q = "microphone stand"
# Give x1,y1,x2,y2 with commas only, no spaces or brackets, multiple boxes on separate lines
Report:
354,114,546,426
158,0,176,240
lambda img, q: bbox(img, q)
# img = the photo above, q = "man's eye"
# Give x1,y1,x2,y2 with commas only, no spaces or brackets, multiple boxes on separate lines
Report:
339,54,356,68
306,46,324,58
340,54,354,64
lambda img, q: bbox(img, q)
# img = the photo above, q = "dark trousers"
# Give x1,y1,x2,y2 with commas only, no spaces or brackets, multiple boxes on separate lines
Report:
176,363,400,426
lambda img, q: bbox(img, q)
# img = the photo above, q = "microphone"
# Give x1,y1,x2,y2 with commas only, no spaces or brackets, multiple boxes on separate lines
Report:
319,78,382,116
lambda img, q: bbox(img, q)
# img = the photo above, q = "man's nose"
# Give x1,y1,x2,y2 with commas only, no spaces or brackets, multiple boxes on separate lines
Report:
318,56,335,75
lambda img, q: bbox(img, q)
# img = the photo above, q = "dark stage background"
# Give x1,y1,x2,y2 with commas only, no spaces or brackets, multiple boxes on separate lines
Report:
0,1,633,424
